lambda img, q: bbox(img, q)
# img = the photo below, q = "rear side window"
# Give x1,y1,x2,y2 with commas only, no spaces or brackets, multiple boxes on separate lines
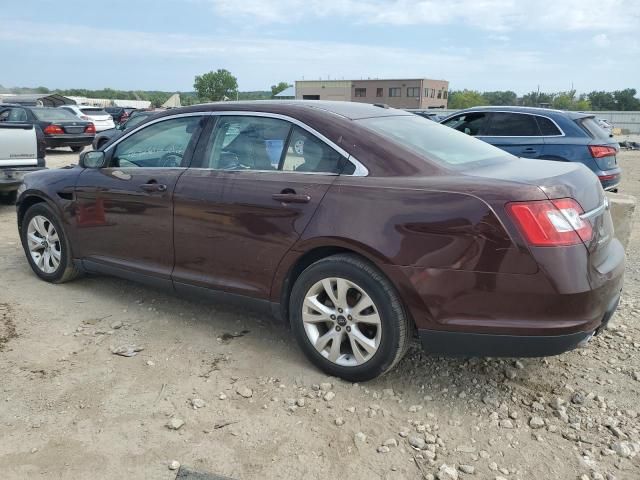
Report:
360,115,511,167
484,112,540,136
577,117,610,140
535,116,562,136
281,126,344,174
441,112,488,136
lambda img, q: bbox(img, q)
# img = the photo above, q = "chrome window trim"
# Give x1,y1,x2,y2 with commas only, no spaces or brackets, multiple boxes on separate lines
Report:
103,112,212,153
104,110,368,176
448,110,566,138
209,111,368,176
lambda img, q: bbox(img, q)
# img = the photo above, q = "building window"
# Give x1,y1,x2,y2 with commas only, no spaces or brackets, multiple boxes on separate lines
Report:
389,87,401,97
424,88,429,97
443,90,448,99
430,89,436,98
407,87,419,97
354,88,366,97
376,88,383,97
437,90,442,99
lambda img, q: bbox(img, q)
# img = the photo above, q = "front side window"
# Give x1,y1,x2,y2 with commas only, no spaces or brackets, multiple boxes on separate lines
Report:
407,87,419,98
484,113,540,136
354,88,366,97
359,115,511,167
112,116,201,168
441,112,489,136
389,88,401,97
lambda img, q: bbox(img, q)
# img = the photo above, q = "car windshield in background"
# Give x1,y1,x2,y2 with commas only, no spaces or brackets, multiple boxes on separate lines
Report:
32,108,80,122
358,115,512,167
579,117,611,140
80,108,109,116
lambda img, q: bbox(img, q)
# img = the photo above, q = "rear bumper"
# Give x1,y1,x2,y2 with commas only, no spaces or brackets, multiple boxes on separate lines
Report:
595,167,621,191
0,166,46,192
45,134,94,148
418,293,620,357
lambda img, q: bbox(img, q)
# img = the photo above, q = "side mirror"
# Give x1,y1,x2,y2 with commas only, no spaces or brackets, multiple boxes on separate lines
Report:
80,150,106,169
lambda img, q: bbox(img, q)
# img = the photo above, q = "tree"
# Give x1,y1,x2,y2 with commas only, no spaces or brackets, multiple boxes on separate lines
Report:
612,89,640,111
587,91,617,111
482,90,517,106
521,91,556,107
270,82,292,97
552,90,577,110
448,90,486,109
193,69,238,102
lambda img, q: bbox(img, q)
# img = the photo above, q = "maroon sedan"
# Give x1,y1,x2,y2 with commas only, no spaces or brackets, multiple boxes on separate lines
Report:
15,101,624,381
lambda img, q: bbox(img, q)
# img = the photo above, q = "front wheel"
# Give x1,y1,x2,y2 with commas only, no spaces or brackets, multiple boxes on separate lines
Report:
289,254,411,382
20,203,81,283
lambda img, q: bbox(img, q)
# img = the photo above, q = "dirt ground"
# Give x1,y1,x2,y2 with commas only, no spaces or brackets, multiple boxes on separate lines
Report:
1,147,639,480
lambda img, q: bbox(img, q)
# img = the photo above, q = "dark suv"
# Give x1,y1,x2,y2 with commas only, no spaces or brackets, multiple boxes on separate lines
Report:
440,106,621,191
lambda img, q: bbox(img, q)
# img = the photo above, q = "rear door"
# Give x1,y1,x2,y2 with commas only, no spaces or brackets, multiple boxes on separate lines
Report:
73,114,205,280
479,112,544,158
172,113,349,299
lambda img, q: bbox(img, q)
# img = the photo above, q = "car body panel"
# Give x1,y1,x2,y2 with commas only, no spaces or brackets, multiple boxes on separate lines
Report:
15,101,624,358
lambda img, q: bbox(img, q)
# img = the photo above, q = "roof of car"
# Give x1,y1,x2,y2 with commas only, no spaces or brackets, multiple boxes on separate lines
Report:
455,105,592,119
167,100,411,121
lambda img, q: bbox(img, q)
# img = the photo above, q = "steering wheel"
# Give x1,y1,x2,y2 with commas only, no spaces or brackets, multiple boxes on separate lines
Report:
159,151,183,167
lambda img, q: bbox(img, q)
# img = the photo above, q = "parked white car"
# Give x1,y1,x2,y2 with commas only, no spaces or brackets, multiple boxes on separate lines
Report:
58,105,115,132
0,121,46,202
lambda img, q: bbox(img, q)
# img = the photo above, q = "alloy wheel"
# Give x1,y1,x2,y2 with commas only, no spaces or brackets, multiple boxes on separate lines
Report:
26,215,61,274
302,277,382,366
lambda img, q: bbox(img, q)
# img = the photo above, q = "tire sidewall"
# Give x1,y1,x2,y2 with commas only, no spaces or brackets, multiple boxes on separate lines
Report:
290,258,402,381
21,203,71,283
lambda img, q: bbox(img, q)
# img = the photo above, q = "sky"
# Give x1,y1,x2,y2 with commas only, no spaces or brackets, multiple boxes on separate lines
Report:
0,0,638,94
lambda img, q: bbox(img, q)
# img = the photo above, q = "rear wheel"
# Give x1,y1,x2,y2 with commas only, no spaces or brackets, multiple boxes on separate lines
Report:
20,203,81,283
290,254,411,381
71,146,84,152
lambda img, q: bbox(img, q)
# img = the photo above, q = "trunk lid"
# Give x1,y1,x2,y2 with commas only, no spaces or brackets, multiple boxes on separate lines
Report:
467,158,612,255
57,122,88,134
576,116,620,171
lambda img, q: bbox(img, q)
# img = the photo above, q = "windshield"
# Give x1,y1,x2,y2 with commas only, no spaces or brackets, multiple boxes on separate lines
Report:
358,115,512,167
124,113,152,130
32,108,80,122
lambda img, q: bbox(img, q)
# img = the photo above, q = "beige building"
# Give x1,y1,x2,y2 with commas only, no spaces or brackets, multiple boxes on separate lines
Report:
295,78,449,109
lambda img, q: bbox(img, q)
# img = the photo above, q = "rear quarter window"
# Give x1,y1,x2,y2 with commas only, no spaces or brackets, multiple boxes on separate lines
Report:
577,117,611,140
535,116,562,136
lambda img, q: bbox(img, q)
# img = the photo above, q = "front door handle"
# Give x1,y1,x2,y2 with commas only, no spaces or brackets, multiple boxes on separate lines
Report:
272,193,311,204
139,183,167,192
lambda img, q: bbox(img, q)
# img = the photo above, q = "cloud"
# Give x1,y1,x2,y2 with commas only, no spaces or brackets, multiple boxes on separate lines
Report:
592,33,611,48
207,0,639,32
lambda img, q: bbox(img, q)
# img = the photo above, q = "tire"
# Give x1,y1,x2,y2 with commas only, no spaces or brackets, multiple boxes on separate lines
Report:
71,146,84,152
289,253,411,382
20,203,81,283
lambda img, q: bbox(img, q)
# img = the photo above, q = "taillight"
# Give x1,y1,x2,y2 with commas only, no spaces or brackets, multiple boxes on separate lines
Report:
43,125,64,135
589,145,617,158
85,123,96,134
506,198,593,246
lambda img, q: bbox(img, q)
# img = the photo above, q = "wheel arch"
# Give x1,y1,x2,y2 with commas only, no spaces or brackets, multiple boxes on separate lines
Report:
272,239,404,326
17,193,50,230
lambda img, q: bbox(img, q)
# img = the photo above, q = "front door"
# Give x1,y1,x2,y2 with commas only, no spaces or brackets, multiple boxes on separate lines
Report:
172,114,346,299
73,114,205,280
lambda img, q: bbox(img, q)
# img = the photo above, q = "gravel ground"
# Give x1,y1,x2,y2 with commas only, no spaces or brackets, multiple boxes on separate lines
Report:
0,147,638,480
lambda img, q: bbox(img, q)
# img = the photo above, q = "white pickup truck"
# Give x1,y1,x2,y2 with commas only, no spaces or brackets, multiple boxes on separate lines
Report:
0,122,46,202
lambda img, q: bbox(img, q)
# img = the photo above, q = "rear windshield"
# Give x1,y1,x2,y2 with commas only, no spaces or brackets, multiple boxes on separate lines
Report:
577,117,610,140
358,115,512,167
80,107,109,116
32,108,79,122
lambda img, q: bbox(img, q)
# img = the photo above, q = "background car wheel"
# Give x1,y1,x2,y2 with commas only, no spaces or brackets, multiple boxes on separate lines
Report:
20,203,81,283
289,253,411,382
71,146,84,152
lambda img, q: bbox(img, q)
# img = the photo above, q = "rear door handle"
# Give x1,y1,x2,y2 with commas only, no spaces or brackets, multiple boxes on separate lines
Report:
272,193,311,204
139,183,167,192
523,147,537,152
